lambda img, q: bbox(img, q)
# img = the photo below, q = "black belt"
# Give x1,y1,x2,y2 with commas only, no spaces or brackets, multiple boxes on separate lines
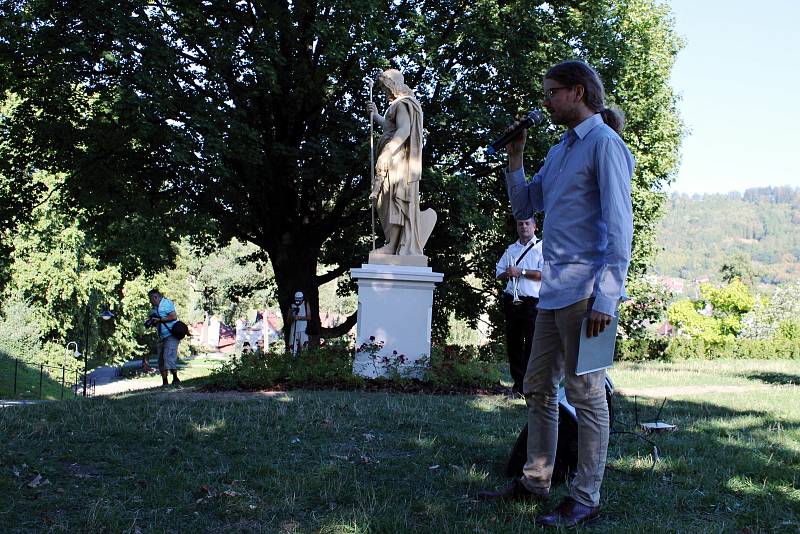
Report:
502,293,538,303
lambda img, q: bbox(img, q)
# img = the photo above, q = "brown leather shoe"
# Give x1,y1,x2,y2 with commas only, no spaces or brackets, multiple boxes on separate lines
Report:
477,478,548,502
535,496,600,527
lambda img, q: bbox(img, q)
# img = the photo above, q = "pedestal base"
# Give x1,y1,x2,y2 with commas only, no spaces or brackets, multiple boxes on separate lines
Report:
350,263,443,378
368,251,429,267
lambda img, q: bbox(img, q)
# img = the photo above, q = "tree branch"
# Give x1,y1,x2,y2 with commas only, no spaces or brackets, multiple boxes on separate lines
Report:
319,310,357,338
316,264,349,286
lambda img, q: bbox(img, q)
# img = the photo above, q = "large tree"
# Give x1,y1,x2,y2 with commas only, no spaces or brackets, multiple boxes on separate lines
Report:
0,0,682,343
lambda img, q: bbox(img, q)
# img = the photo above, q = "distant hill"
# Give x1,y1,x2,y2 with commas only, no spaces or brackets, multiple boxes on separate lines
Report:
653,187,800,291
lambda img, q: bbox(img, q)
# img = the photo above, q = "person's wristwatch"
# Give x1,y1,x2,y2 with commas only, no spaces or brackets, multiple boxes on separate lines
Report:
521,269,527,277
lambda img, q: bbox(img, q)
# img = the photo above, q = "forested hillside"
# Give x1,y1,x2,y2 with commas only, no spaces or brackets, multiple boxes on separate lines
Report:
654,187,800,288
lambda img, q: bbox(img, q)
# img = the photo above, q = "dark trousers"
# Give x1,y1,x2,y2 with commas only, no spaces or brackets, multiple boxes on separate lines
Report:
503,294,539,393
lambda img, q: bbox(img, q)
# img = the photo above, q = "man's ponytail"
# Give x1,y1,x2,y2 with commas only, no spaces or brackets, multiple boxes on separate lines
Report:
599,107,625,134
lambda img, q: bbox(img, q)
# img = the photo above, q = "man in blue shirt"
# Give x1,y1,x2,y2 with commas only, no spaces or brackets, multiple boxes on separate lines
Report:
148,289,181,386
478,61,634,528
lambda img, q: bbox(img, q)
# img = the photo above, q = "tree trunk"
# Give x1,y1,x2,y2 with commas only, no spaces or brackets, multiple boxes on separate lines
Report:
270,244,322,350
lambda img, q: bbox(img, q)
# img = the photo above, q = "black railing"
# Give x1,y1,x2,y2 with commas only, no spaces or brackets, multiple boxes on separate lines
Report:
2,358,95,400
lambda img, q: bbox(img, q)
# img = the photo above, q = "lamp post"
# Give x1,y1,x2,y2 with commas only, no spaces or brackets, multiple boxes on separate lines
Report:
63,341,80,371
82,298,115,397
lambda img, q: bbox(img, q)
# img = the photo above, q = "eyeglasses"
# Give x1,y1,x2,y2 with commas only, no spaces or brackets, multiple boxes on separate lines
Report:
542,86,571,100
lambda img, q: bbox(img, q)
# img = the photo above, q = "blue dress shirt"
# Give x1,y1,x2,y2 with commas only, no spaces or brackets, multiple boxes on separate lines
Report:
505,113,635,316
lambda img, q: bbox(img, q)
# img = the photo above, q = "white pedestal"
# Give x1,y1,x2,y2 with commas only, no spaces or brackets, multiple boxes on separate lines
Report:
350,263,443,378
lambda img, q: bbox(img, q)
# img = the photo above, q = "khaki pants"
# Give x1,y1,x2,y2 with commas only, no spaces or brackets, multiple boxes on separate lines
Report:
520,298,610,507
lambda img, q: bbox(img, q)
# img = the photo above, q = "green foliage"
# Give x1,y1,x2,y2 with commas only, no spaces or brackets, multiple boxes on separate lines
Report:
700,279,754,317
0,298,42,361
720,252,759,285
667,299,722,343
615,336,669,361
209,340,362,391
655,187,800,288
618,275,672,339
0,173,200,366
668,279,756,344
741,281,800,339
0,0,683,345
208,340,503,391
3,180,124,366
622,278,797,362
775,318,800,341
426,345,504,388
662,336,800,360
0,98,49,289
184,238,276,325
445,313,483,346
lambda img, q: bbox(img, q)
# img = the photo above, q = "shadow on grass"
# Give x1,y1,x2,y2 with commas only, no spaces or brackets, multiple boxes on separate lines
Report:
596,394,800,531
742,371,798,386
1,386,798,532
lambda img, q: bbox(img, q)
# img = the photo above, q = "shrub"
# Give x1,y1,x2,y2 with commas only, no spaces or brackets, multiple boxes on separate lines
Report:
207,339,503,391
618,275,672,340
208,338,362,390
657,336,799,360
615,337,669,361
0,299,42,361
427,345,503,388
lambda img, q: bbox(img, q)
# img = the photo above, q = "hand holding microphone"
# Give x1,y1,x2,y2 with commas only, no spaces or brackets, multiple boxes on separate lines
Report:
486,110,547,155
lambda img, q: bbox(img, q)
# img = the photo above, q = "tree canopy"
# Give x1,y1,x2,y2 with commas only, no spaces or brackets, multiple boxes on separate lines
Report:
0,0,683,343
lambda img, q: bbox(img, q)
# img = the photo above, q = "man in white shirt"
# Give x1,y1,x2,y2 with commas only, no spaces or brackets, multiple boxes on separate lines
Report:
495,218,543,395
288,291,310,355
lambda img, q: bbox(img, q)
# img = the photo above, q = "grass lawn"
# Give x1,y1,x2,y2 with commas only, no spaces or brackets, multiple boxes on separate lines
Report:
0,356,77,400
114,355,227,389
1,359,798,533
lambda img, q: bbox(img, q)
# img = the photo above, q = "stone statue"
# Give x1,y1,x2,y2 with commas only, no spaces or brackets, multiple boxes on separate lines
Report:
368,69,436,260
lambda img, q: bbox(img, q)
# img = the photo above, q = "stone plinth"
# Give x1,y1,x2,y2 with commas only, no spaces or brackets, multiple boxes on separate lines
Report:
368,251,429,267
350,263,443,378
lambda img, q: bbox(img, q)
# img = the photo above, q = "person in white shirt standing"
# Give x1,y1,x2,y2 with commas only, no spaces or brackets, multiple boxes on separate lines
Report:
495,218,543,395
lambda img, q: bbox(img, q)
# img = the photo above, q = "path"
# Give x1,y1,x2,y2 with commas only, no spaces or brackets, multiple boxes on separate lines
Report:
0,399,50,408
90,353,230,396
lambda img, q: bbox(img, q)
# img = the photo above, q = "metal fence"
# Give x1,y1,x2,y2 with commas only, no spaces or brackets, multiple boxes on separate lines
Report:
2,358,96,400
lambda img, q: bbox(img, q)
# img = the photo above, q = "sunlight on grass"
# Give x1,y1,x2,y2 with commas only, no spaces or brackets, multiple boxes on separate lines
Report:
408,433,438,449
449,463,490,485
191,419,227,435
725,475,774,498
466,396,514,412
1,359,798,532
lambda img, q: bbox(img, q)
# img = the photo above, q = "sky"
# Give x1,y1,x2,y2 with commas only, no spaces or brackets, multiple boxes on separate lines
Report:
666,0,799,194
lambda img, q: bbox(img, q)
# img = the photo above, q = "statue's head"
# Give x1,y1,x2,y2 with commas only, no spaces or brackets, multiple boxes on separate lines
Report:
378,69,413,99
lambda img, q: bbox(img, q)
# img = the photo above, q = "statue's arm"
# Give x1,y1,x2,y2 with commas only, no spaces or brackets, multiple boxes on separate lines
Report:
377,105,410,167
368,101,386,127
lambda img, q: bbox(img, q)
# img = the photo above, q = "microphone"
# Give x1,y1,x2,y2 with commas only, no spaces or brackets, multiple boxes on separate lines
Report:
486,110,547,155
